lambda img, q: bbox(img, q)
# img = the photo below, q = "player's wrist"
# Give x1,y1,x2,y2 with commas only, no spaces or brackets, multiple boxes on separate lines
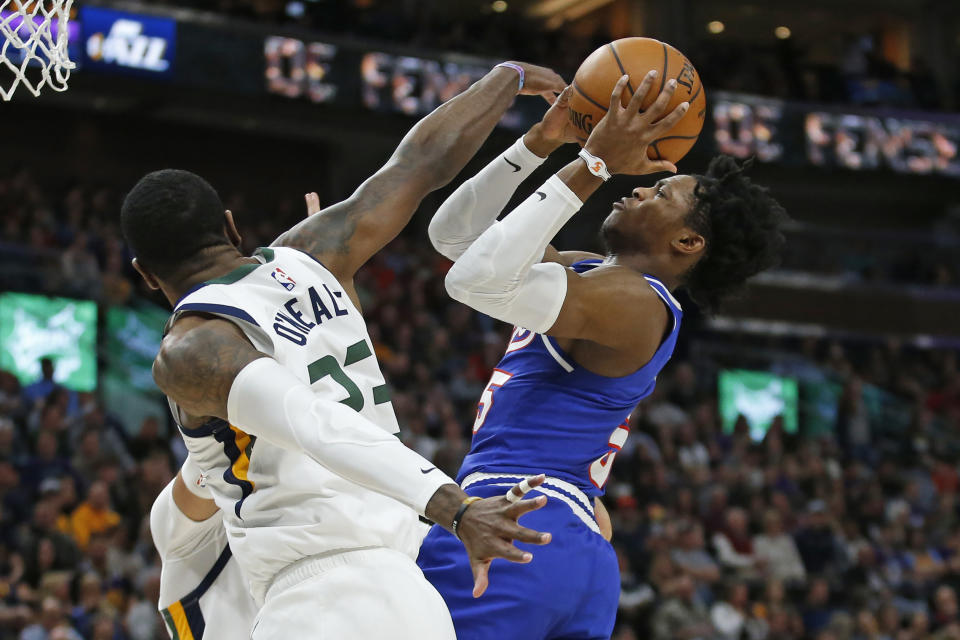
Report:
494,62,525,92
524,124,563,158
578,147,613,180
556,159,604,202
424,483,470,533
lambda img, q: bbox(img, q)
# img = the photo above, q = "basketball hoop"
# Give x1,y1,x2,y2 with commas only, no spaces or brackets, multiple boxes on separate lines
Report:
0,0,75,100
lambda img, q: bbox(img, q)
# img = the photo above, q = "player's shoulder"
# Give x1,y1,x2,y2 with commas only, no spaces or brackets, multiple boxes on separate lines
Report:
587,266,672,338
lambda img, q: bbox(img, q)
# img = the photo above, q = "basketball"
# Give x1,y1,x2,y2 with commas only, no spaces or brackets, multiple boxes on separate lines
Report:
568,37,706,163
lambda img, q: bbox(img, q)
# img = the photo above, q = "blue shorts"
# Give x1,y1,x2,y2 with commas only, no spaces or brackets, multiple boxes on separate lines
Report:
416,483,619,640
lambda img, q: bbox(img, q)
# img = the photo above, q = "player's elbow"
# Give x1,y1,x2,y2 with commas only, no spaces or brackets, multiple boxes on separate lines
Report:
427,218,451,258
443,261,473,304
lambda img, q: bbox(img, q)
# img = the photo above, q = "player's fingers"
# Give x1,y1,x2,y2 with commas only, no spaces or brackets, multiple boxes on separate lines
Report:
505,473,544,503
505,494,548,518
646,160,679,174
304,192,321,216
652,101,689,134
644,79,677,122
556,85,572,107
546,70,567,93
488,537,534,564
608,75,630,112
542,91,558,105
627,69,658,114
471,560,491,598
501,522,551,545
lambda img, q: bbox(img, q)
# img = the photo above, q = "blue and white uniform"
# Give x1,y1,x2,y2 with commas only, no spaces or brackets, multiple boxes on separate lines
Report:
418,259,683,640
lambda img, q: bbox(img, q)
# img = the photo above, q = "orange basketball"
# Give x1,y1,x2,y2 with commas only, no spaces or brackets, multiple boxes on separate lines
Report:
568,37,706,164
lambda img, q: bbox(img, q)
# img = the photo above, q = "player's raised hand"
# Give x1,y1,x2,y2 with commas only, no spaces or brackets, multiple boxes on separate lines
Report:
502,61,566,104
524,86,579,156
455,474,552,598
584,72,689,175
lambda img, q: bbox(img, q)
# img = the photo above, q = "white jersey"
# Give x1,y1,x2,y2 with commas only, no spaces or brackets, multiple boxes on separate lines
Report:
150,480,258,640
166,246,422,604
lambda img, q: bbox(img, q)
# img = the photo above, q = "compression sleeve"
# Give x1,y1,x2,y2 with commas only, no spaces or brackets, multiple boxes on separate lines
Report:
428,136,546,261
150,479,223,560
226,357,455,516
444,174,583,333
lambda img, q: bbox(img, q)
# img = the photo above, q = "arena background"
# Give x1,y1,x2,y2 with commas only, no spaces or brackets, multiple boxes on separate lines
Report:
0,0,959,638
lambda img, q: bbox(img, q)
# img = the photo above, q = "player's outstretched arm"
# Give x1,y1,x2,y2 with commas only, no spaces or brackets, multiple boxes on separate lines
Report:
428,86,576,261
274,62,565,281
444,73,686,350
154,317,551,581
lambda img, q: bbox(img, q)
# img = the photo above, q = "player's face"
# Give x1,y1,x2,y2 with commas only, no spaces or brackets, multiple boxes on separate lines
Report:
601,175,698,254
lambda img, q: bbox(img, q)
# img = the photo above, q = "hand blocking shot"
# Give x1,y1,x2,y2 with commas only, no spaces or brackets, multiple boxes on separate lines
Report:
418,70,788,640
125,61,565,640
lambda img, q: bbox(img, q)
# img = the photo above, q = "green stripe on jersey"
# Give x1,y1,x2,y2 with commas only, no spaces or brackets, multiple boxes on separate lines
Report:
343,340,373,366
373,384,392,405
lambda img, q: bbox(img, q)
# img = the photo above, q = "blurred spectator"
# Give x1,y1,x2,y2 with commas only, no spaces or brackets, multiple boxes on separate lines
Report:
651,574,715,640
711,507,762,578
671,521,721,588
710,580,752,640
754,509,807,584
794,500,843,577
68,481,120,551
802,578,836,636
20,596,81,640
21,360,56,408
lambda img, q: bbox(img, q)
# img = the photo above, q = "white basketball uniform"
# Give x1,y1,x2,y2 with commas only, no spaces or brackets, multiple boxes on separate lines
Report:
165,246,453,639
150,479,258,640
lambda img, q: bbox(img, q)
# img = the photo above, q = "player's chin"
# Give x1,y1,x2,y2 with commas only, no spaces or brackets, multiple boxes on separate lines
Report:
601,208,622,231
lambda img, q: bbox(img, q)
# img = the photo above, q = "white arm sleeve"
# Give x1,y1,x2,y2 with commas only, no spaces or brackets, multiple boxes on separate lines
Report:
227,358,455,516
179,452,210,499
444,174,583,333
149,479,223,560
428,136,546,260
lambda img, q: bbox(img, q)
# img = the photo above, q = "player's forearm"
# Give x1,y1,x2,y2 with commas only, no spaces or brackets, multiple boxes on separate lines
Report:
227,358,457,517
428,136,546,261
403,66,525,188
444,174,582,332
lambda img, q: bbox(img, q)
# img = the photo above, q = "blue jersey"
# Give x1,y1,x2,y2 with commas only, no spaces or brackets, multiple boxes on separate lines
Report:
457,259,683,497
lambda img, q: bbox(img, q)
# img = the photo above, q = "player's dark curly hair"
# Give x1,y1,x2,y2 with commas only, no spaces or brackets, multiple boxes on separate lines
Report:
682,155,787,312
121,169,231,279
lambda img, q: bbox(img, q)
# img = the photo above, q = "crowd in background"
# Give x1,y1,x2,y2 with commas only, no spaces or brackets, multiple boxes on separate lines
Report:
150,0,956,111
0,166,957,639
1,169,957,300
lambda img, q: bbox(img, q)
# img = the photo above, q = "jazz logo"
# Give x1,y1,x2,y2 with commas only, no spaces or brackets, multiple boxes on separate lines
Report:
86,19,170,72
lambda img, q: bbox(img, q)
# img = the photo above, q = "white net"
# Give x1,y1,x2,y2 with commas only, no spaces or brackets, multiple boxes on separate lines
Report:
0,0,75,100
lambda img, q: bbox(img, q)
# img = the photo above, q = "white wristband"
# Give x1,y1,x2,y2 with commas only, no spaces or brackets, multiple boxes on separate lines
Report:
578,148,612,181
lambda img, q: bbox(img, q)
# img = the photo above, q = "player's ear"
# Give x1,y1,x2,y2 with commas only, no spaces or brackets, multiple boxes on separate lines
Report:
224,210,242,249
131,258,161,290
672,230,705,256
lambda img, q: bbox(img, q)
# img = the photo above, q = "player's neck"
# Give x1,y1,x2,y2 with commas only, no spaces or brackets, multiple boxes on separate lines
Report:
161,246,258,306
606,253,681,291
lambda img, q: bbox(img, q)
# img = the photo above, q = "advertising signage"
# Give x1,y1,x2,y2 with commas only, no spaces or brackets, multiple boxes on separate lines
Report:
0,293,97,392
66,5,960,179
713,92,960,177
80,6,176,76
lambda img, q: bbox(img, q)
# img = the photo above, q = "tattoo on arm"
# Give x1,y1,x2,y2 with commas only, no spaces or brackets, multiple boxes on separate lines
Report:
278,201,357,264
153,316,267,421
275,69,522,280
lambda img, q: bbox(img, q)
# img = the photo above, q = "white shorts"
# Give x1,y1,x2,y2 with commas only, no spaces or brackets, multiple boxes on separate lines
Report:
251,547,455,640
